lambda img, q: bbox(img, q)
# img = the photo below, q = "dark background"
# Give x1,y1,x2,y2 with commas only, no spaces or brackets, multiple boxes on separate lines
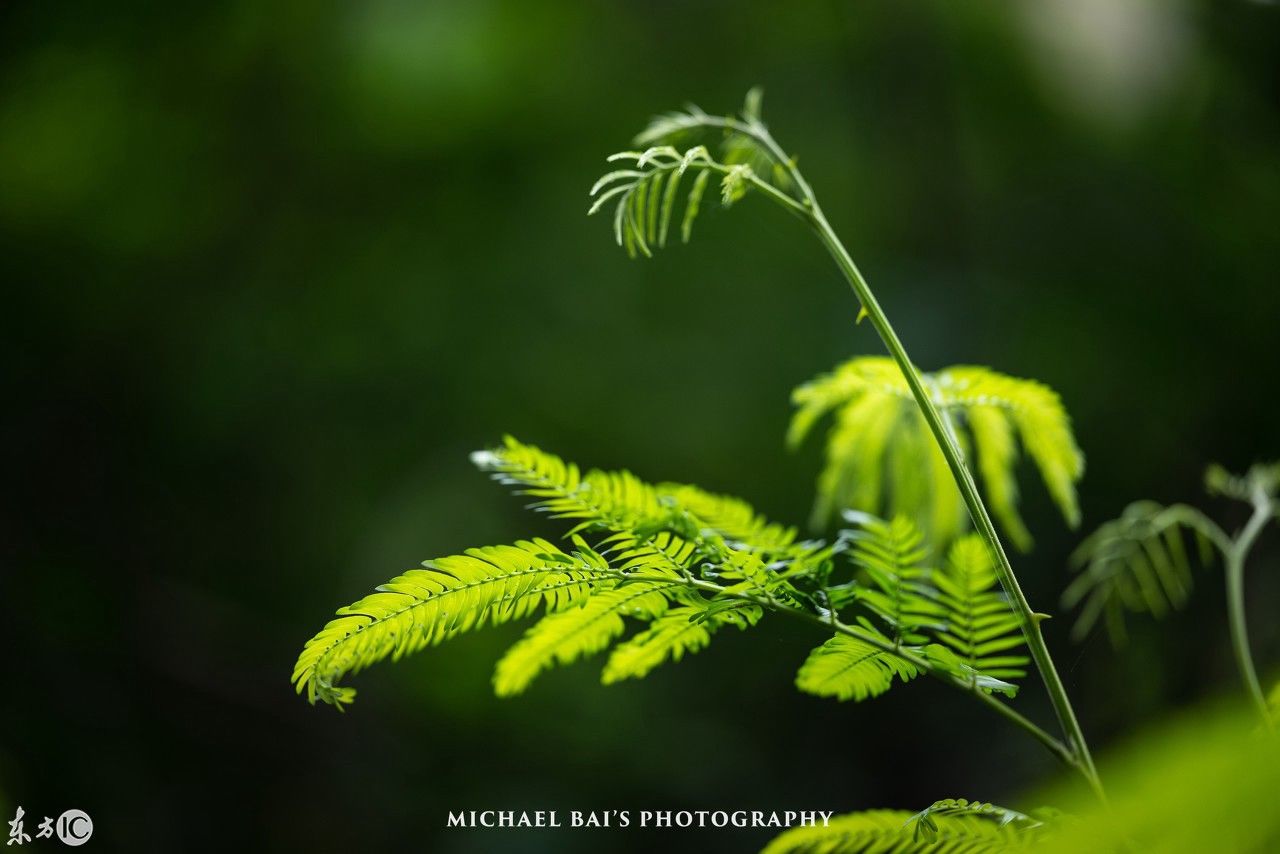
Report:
3,2,1278,851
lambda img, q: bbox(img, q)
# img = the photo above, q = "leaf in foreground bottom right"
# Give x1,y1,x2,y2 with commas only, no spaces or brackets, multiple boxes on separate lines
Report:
762,699,1280,853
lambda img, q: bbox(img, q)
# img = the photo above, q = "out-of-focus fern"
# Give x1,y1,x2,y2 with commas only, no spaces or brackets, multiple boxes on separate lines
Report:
761,804,1040,853
1065,461,1278,727
905,799,1046,842
1064,461,1280,645
789,356,1083,551
1063,500,1216,644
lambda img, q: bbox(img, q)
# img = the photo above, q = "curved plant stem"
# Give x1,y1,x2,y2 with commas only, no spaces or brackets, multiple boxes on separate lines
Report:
702,114,1105,798
1226,486,1273,729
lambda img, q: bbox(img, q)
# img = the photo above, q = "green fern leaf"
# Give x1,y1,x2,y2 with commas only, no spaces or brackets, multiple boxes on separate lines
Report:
930,535,1028,692
476,436,796,554
795,626,920,702
493,578,676,696
601,601,761,684
472,436,664,535
589,146,728,256
906,799,1043,842
1063,500,1217,644
657,481,797,552
292,538,616,709
761,808,1029,854
844,514,944,646
791,356,1083,550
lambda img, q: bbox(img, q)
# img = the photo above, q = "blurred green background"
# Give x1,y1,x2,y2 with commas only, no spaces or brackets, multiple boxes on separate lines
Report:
3,1,1278,851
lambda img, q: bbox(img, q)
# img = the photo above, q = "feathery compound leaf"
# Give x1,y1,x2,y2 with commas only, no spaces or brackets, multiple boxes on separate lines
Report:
493,578,677,696
657,481,797,552
293,539,616,709
589,146,730,256
906,799,1044,843
472,436,663,535
791,356,1084,550
762,808,1032,854
844,515,944,646
601,601,762,684
795,627,920,702
594,90,808,257
1063,501,1219,645
475,436,797,555
930,535,1028,694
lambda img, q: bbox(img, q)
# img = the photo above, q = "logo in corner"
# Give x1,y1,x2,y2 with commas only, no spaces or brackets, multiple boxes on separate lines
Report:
56,810,93,847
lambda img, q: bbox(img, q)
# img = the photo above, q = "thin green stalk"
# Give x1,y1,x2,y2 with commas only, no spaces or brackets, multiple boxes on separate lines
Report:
710,115,1103,796
1226,487,1273,728
804,205,1102,793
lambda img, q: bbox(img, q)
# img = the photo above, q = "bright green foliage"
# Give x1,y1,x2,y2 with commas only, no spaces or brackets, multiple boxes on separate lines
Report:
761,808,1031,854
794,518,1026,703
795,628,921,702
1205,460,1280,502
1063,500,1216,644
656,481,797,552
590,90,803,258
471,437,664,536
296,437,804,708
845,515,942,645
589,145,725,257
473,436,796,553
295,437,1031,710
905,799,1044,842
1032,701,1280,854
602,601,761,684
789,356,1084,551
494,579,676,696
292,538,616,709
930,537,1029,693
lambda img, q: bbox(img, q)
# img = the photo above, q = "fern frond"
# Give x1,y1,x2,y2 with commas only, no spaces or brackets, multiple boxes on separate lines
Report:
475,436,797,555
292,538,616,708
493,578,677,696
930,535,1028,694
795,625,920,702
761,808,1030,854
601,601,761,684
844,514,944,646
791,356,1083,550
1063,501,1219,644
473,436,664,535
596,90,803,257
639,89,796,192
634,102,715,148
589,145,732,257
906,799,1043,842
657,481,797,553
1205,460,1280,503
